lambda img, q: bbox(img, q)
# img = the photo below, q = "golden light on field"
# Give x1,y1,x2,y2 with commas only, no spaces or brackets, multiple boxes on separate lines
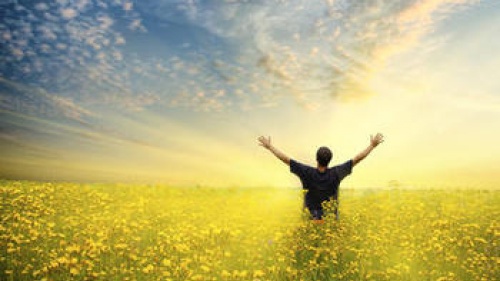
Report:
1,181,499,280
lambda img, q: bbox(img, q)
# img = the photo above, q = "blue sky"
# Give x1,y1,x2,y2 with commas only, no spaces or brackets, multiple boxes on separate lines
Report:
1,0,499,188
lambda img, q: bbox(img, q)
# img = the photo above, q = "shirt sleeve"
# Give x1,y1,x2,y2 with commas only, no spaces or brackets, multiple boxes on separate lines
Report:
335,159,353,180
290,159,306,177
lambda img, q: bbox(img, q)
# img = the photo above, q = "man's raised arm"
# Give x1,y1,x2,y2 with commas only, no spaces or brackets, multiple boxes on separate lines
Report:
352,133,384,166
258,136,291,165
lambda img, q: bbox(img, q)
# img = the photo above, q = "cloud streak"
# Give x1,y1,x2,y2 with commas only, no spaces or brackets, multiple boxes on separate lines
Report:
138,0,478,108
0,0,481,114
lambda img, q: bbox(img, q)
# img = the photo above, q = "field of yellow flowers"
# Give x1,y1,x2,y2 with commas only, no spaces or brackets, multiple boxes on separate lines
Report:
1,180,498,281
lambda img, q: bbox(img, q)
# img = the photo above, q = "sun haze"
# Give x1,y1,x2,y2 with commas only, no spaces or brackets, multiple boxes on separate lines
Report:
1,0,499,189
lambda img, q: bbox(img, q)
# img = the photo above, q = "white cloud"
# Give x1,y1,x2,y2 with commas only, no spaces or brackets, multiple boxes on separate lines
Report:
61,8,78,19
1,30,12,41
115,35,126,45
75,0,91,11
11,48,24,59
35,3,49,11
123,1,133,11
49,95,94,120
38,25,58,40
97,15,114,30
129,19,146,32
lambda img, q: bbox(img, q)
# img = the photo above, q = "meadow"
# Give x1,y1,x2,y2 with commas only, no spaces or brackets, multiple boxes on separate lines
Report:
0,180,498,281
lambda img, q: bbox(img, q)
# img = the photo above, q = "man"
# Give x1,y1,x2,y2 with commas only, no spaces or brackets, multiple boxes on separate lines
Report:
258,133,384,220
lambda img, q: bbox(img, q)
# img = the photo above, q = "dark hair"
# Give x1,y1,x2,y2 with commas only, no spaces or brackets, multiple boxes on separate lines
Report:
316,146,332,167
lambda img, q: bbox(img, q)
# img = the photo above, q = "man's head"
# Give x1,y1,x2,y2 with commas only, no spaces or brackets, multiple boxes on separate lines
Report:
316,146,332,167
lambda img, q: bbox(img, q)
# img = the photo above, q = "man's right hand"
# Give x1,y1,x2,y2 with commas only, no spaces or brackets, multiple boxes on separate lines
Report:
370,133,384,148
353,133,384,166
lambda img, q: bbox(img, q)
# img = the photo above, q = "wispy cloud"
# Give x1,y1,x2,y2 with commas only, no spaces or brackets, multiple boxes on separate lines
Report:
138,0,477,109
0,78,95,123
0,78,172,161
0,0,480,113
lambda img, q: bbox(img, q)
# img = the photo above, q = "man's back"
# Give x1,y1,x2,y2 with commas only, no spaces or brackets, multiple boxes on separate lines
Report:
290,159,353,215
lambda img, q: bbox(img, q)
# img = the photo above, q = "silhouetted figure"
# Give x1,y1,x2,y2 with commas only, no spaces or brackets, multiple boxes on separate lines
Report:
258,133,384,221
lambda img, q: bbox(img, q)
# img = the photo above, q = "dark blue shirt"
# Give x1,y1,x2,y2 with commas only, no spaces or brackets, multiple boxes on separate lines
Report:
290,159,353,213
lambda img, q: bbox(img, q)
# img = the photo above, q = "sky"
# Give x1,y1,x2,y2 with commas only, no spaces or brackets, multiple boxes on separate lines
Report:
1,0,499,189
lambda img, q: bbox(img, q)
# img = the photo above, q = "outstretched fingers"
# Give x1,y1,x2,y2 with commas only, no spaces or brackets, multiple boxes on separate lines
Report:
377,133,384,142
371,133,384,146
257,136,271,148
